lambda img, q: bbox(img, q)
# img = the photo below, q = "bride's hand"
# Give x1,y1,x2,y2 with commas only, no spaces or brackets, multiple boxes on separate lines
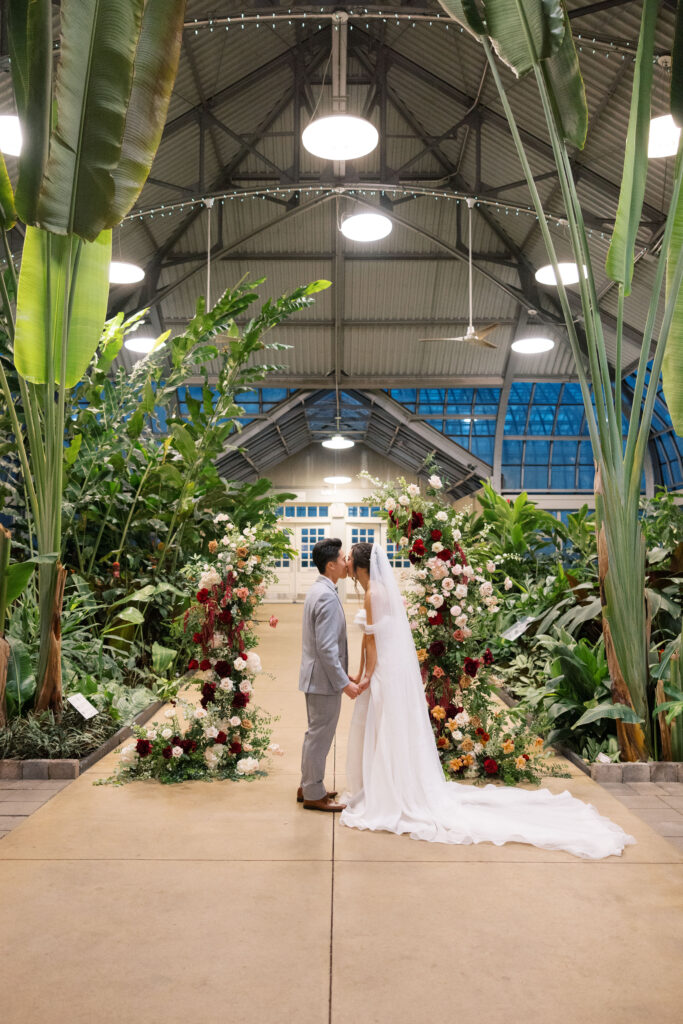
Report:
359,675,371,692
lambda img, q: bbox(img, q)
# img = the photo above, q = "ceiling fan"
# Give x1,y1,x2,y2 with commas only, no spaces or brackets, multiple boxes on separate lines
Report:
420,197,501,349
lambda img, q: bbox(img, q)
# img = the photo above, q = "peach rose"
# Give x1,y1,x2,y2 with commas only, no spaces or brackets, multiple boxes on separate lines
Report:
431,705,446,721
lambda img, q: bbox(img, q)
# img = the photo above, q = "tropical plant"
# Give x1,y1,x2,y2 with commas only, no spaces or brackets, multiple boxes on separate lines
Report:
0,0,187,714
472,481,566,561
439,0,683,760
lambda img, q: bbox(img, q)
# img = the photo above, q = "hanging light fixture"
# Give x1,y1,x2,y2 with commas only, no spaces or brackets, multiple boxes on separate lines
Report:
0,115,22,156
511,337,555,354
322,431,354,450
648,114,681,158
340,211,392,242
323,475,352,485
535,262,587,286
124,335,164,355
109,261,145,284
302,12,378,163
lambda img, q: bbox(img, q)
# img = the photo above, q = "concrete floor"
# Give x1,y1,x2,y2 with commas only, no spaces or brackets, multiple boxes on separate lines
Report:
0,602,681,1024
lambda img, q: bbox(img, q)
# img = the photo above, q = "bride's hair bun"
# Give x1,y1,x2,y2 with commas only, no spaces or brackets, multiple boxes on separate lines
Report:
351,541,373,574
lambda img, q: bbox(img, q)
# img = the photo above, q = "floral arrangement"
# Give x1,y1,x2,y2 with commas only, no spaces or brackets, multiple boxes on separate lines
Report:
102,514,290,784
363,471,568,786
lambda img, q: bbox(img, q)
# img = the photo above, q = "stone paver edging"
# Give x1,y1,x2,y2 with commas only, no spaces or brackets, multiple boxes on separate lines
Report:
590,761,683,783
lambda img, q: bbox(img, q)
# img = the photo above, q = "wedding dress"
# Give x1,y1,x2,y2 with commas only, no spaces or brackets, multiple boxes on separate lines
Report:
339,545,636,860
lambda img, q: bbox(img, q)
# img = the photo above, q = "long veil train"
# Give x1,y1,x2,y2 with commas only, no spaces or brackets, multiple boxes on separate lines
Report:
339,545,636,860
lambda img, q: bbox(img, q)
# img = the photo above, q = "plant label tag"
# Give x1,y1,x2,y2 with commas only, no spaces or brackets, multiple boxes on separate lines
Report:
67,693,99,720
500,616,536,642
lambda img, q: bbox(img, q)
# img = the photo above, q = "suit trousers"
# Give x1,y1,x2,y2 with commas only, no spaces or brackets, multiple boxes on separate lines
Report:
300,692,342,800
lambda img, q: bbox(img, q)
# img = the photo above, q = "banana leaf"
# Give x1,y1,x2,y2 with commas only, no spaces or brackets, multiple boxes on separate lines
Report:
662,6,683,435
605,0,658,294
572,702,644,729
14,225,111,387
0,153,16,230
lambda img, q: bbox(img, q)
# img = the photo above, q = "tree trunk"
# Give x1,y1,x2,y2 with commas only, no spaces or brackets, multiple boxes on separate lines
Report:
0,635,9,728
33,563,67,715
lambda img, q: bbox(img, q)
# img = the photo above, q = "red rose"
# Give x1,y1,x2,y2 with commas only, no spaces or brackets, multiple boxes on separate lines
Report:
196,588,210,603
430,529,442,541
161,746,173,759
215,731,228,745
229,740,242,755
218,608,232,625
481,731,490,743
429,640,445,657
484,757,499,775
464,657,480,677
483,648,494,666
136,739,152,757
214,660,231,678
411,511,424,529
199,659,211,672
429,612,444,626
523,753,530,761
233,691,249,708
437,548,453,561
192,632,202,644
411,538,426,557
188,659,199,671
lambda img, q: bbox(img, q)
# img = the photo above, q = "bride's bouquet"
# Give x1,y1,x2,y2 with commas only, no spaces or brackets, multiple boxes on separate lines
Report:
104,515,290,784
363,472,566,786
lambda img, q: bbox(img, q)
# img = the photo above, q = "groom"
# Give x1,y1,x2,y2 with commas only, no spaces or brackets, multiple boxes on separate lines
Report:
298,537,360,812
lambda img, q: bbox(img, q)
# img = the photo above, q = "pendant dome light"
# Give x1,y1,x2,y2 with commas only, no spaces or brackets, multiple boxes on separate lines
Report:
109,261,145,284
302,12,378,164
0,115,22,156
340,210,392,242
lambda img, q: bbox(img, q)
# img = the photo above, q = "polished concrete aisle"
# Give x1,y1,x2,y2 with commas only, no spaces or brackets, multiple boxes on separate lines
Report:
1,603,682,1024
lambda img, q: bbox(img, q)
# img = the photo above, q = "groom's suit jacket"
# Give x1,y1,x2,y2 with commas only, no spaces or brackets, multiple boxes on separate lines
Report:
298,575,349,694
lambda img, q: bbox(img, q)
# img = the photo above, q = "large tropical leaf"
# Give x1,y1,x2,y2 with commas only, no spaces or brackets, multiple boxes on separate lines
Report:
0,154,16,230
672,0,683,127
8,0,52,223
572,702,644,729
110,0,185,215
663,10,683,436
5,561,36,604
539,8,588,150
14,225,112,386
605,0,658,294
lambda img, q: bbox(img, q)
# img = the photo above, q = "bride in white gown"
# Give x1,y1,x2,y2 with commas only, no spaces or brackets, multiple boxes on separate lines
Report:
339,542,636,860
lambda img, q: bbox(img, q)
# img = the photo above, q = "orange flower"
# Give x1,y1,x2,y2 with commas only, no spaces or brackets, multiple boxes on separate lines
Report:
208,540,218,554
431,705,446,721
534,736,545,749
236,545,249,558
448,757,463,773
417,648,428,663
459,673,472,689
241,719,253,730
462,753,474,767
516,755,527,770
445,718,459,733
437,736,451,750
502,739,515,754
418,605,427,615
432,665,445,679
470,715,482,729
460,737,474,753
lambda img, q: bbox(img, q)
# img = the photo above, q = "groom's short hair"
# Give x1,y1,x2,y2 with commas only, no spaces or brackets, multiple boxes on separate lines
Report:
312,537,343,575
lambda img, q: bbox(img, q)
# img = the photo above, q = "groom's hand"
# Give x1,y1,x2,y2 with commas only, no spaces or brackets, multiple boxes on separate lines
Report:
343,681,360,699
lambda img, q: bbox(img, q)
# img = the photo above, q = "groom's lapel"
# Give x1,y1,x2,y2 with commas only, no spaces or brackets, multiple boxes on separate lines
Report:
319,575,344,613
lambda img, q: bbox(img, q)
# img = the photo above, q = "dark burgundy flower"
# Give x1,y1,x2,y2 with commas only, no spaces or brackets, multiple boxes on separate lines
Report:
196,588,210,603
430,529,442,542
192,632,202,644
523,753,530,761
199,658,211,672
229,740,242,755
161,746,173,759
437,548,453,561
483,648,494,666
411,511,424,529
233,691,249,708
215,731,228,745
136,739,152,757
429,640,445,658
445,703,458,718
214,660,231,678
429,612,444,626
218,608,233,626
411,538,426,557
389,512,399,526
475,728,490,742
484,757,499,775
464,657,480,678
188,659,199,671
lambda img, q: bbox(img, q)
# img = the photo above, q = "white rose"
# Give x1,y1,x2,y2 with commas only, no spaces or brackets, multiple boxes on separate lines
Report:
453,529,462,541
450,604,462,617
473,742,484,755
479,581,493,597
164,709,176,719
145,729,157,740
171,745,184,758
229,716,241,727
452,729,464,740
161,727,173,739
233,657,247,672
484,595,495,607
456,614,468,627
398,495,411,506
452,563,463,576
428,475,442,490
239,680,253,694
442,578,454,592
486,561,496,573
268,743,284,756
407,483,420,498
219,679,234,691
214,513,231,524
235,756,260,775
455,711,470,727
462,626,472,638
242,743,253,752
399,536,409,548
120,744,138,765
199,568,222,590
462,565,475,579
436,511,448,522
205,726,219,739
245,651,262,675
428,593,444,608
455,583,468,599
504,577,513,591
383,499,395,512
204,749,220,769
432,542,444,553
193,707,208,719
221,536,230,546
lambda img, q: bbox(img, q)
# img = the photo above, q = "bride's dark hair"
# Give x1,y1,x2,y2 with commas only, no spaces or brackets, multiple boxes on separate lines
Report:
351,541,373,575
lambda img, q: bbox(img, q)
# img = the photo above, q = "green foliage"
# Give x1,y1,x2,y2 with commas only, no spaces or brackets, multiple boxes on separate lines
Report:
471,481,566,560
0,702,120,760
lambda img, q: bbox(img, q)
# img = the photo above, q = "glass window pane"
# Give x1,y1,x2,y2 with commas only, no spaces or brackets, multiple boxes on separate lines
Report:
523,465,548,489
525,441,551,464
502,465,521,490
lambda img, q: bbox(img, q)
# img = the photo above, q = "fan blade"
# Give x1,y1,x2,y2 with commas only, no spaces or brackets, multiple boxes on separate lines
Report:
419,336,468,343
475,322,502,340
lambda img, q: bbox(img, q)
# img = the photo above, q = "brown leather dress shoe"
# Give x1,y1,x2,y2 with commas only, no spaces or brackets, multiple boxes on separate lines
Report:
302,796,347,812
297,786,338,803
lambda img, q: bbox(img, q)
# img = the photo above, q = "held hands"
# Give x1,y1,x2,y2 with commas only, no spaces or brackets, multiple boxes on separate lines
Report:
359,675,371,693
343,680,361,699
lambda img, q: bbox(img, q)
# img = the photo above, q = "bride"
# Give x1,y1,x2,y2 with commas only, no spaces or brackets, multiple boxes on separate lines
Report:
340,541,636,860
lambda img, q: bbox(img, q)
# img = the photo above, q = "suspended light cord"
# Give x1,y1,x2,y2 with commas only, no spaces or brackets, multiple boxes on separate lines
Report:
205,198,214,306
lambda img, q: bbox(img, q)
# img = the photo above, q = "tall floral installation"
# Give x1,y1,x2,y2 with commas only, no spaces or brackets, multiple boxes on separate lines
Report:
362,472,568,786
102,515,291,784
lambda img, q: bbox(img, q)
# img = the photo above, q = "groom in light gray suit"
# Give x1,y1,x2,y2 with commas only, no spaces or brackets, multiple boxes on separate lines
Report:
298,538,360,812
